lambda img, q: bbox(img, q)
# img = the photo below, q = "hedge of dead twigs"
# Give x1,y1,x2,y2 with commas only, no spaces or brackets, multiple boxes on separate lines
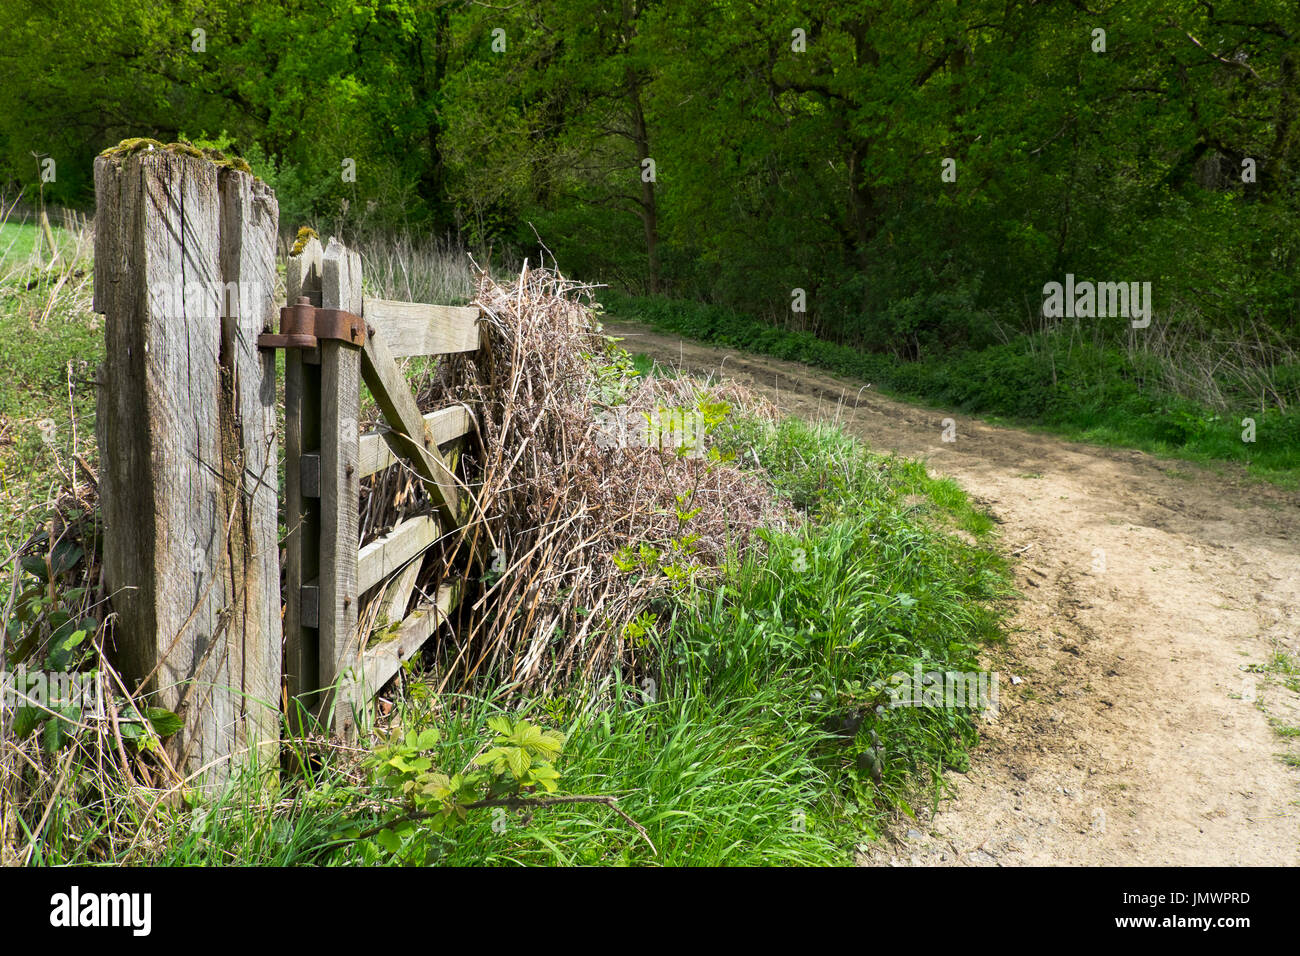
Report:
370,264,784,696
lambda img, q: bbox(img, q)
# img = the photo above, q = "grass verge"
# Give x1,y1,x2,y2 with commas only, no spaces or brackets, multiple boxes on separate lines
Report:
600,291,1300,489
10,409,1011,865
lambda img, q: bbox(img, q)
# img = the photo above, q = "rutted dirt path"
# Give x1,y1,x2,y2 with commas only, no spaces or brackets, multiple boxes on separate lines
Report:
607,321,1300,866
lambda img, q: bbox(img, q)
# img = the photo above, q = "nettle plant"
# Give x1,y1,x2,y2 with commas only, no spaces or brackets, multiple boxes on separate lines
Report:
6,536,97,750
612,493,704,591
588,341,643,405
358,716,566,862
6,537,96,673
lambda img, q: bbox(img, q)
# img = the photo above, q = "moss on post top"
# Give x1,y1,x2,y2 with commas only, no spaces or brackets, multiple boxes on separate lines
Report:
98,137,164,156
290,226,319,257
98,138,257,178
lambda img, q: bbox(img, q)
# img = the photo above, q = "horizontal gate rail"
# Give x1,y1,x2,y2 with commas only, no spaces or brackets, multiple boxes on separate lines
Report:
357,405,474,478
364,298,480,356
357,515,441,594
297,406,472,501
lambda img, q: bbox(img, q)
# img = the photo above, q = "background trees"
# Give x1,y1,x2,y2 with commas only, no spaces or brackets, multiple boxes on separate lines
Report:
2,0,1295,344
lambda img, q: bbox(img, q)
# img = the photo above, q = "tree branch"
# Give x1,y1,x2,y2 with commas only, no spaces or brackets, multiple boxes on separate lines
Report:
356,793,657,854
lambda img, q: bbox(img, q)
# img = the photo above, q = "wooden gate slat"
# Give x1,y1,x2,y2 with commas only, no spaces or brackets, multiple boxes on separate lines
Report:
360,326,463,527
364,297,479,356
318,239,363,735
357,515,441,593
357,405,473,479
375,558,424,628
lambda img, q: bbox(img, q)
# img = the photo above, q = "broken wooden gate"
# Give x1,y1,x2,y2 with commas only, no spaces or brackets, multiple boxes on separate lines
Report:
94,148,490,777
271,235,482,736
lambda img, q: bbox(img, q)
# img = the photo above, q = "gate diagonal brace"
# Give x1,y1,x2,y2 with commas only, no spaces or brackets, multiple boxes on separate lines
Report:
258,296,365,350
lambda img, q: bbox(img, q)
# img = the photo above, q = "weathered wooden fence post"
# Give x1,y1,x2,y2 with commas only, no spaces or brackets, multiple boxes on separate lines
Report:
93,144,281,784
318,240,364,736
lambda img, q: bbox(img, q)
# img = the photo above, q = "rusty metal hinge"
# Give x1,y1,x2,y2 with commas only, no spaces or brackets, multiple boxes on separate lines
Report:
257,296,365,350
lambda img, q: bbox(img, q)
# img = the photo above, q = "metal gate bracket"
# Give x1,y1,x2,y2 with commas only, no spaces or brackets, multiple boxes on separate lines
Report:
258,296,365,349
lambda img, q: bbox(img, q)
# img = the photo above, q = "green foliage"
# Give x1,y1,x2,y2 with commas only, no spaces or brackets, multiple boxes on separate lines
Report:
2,2,1296,337
587,340,642,405
3,528,187,755
358,717,566,863
443,416,1011,861
5,536,92,668
12,410,1008,865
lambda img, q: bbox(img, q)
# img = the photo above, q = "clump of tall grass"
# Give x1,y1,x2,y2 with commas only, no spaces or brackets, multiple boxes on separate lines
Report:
0,483,181,866
1121,309,1300,413
413,414,1013,863
353,231,481,306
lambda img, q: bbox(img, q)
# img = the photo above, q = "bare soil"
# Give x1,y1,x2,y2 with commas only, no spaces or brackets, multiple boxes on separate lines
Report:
607,320,1300,866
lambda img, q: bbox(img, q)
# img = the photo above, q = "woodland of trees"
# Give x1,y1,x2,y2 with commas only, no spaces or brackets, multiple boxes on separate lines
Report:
3,0,1297,351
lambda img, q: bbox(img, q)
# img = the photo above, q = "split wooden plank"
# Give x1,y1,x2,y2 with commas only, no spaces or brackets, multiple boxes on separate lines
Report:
360,324,461,527
375,557,424,628
357,405,474,479
215,163,283,762
283,235,323,717
317,238,363,739
345,584,461,723
364,297,479,357
357,515,441,594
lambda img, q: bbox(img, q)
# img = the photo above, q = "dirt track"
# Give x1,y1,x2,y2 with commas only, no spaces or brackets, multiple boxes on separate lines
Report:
607,320,1300,866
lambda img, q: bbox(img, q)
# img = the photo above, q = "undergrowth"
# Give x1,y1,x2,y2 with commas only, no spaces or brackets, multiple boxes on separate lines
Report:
3,229,1013,866
7,410,1011,865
